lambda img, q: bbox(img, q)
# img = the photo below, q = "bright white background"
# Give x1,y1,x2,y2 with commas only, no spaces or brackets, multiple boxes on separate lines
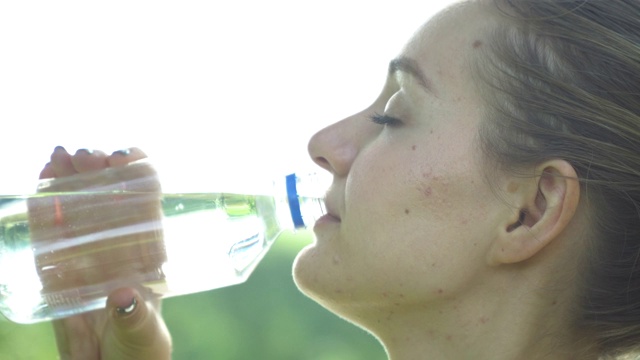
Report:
0,1,454,194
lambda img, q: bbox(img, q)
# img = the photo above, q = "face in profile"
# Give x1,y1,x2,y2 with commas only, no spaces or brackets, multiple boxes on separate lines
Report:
294,2,504,317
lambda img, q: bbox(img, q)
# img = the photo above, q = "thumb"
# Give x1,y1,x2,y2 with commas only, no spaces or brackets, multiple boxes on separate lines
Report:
102,287,172,360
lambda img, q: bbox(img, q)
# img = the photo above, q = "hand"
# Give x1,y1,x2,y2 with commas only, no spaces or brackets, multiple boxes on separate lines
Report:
54,287,171,360
39,147,172,360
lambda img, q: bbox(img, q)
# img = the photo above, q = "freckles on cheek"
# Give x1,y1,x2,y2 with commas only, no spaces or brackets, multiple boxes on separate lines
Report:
399,173,432,216
408,168,456,218
420,185,433,197
416,166,439,199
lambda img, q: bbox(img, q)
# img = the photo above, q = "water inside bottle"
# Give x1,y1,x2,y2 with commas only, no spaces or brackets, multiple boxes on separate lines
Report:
0,192,280,324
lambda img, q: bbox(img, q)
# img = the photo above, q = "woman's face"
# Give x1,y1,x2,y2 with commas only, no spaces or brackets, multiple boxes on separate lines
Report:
294,3,502,314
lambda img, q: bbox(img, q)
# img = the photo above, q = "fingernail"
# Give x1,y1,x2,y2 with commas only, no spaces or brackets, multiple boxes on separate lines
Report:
54,146,67,153
75,148,94,155
115,297,137,316
111,149,131,156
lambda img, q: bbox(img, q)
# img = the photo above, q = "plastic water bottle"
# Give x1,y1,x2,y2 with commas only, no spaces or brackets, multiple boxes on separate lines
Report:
0,159,328,324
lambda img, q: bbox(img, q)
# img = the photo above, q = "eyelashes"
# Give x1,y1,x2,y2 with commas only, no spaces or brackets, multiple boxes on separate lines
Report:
370,113,403,127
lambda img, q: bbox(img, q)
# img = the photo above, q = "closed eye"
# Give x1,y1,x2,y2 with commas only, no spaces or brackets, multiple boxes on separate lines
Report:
370,113,403,127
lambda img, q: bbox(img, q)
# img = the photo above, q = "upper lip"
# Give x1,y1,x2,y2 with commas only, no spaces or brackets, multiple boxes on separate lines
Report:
322,193,341,221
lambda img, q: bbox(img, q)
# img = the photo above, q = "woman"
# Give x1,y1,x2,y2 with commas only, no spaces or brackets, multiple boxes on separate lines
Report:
48,0,640,358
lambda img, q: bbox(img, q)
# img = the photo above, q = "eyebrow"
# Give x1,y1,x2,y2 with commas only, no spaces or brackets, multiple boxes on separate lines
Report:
388,56,435,94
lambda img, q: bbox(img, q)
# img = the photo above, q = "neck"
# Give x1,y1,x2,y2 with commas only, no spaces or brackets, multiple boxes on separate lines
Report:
336,272,598,360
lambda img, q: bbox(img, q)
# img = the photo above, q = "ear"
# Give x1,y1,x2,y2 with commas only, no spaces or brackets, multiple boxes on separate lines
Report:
488,160,580,266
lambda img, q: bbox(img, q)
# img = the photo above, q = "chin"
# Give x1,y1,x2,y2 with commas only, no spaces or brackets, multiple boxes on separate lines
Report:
291,244,316,291
292,254,370,326
292,244,338,300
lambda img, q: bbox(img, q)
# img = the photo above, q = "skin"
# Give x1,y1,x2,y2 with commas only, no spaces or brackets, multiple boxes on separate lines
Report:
295,2,597,359
40,147,172,360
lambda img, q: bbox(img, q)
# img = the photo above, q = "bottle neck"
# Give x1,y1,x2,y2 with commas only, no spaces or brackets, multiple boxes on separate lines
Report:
283,173,327,229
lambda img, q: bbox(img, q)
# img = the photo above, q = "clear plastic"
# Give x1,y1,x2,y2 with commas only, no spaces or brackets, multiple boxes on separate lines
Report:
0,159,328,324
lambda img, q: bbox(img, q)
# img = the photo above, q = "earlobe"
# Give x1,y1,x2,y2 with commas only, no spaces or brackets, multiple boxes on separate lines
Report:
488,160,580,266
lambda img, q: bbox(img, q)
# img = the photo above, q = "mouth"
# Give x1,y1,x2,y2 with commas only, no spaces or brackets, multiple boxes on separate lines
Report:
314,213,341,228
324,212,341,222
326,202,341,219
316,197,341,226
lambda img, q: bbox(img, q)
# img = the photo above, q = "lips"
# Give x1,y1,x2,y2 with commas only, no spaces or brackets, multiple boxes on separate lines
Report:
325,205,341,221
317,195,341,224
323,212,341,222
314,213,341,228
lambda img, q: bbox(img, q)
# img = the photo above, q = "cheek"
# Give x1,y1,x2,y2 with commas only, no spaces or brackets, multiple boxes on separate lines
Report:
345,132,489,242
346,151,419,221
346,138,449,217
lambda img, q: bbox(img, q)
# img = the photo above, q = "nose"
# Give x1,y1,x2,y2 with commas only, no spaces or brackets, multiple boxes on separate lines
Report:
307,111,377,177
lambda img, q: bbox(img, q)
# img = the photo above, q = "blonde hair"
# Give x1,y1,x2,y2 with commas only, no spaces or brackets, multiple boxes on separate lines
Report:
474,0,640,357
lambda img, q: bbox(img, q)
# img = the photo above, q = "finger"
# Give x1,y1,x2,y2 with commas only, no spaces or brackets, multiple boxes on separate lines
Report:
107,147,148,167
50,146,77,177
53,316,100,360
103,288,172,360
70,149,109,173
39,163,55,179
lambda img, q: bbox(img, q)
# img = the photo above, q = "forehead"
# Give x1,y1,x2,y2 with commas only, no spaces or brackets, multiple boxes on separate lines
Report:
397,2,495,97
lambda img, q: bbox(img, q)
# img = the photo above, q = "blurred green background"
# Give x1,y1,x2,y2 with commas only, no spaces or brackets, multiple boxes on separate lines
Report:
0,231,386,360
